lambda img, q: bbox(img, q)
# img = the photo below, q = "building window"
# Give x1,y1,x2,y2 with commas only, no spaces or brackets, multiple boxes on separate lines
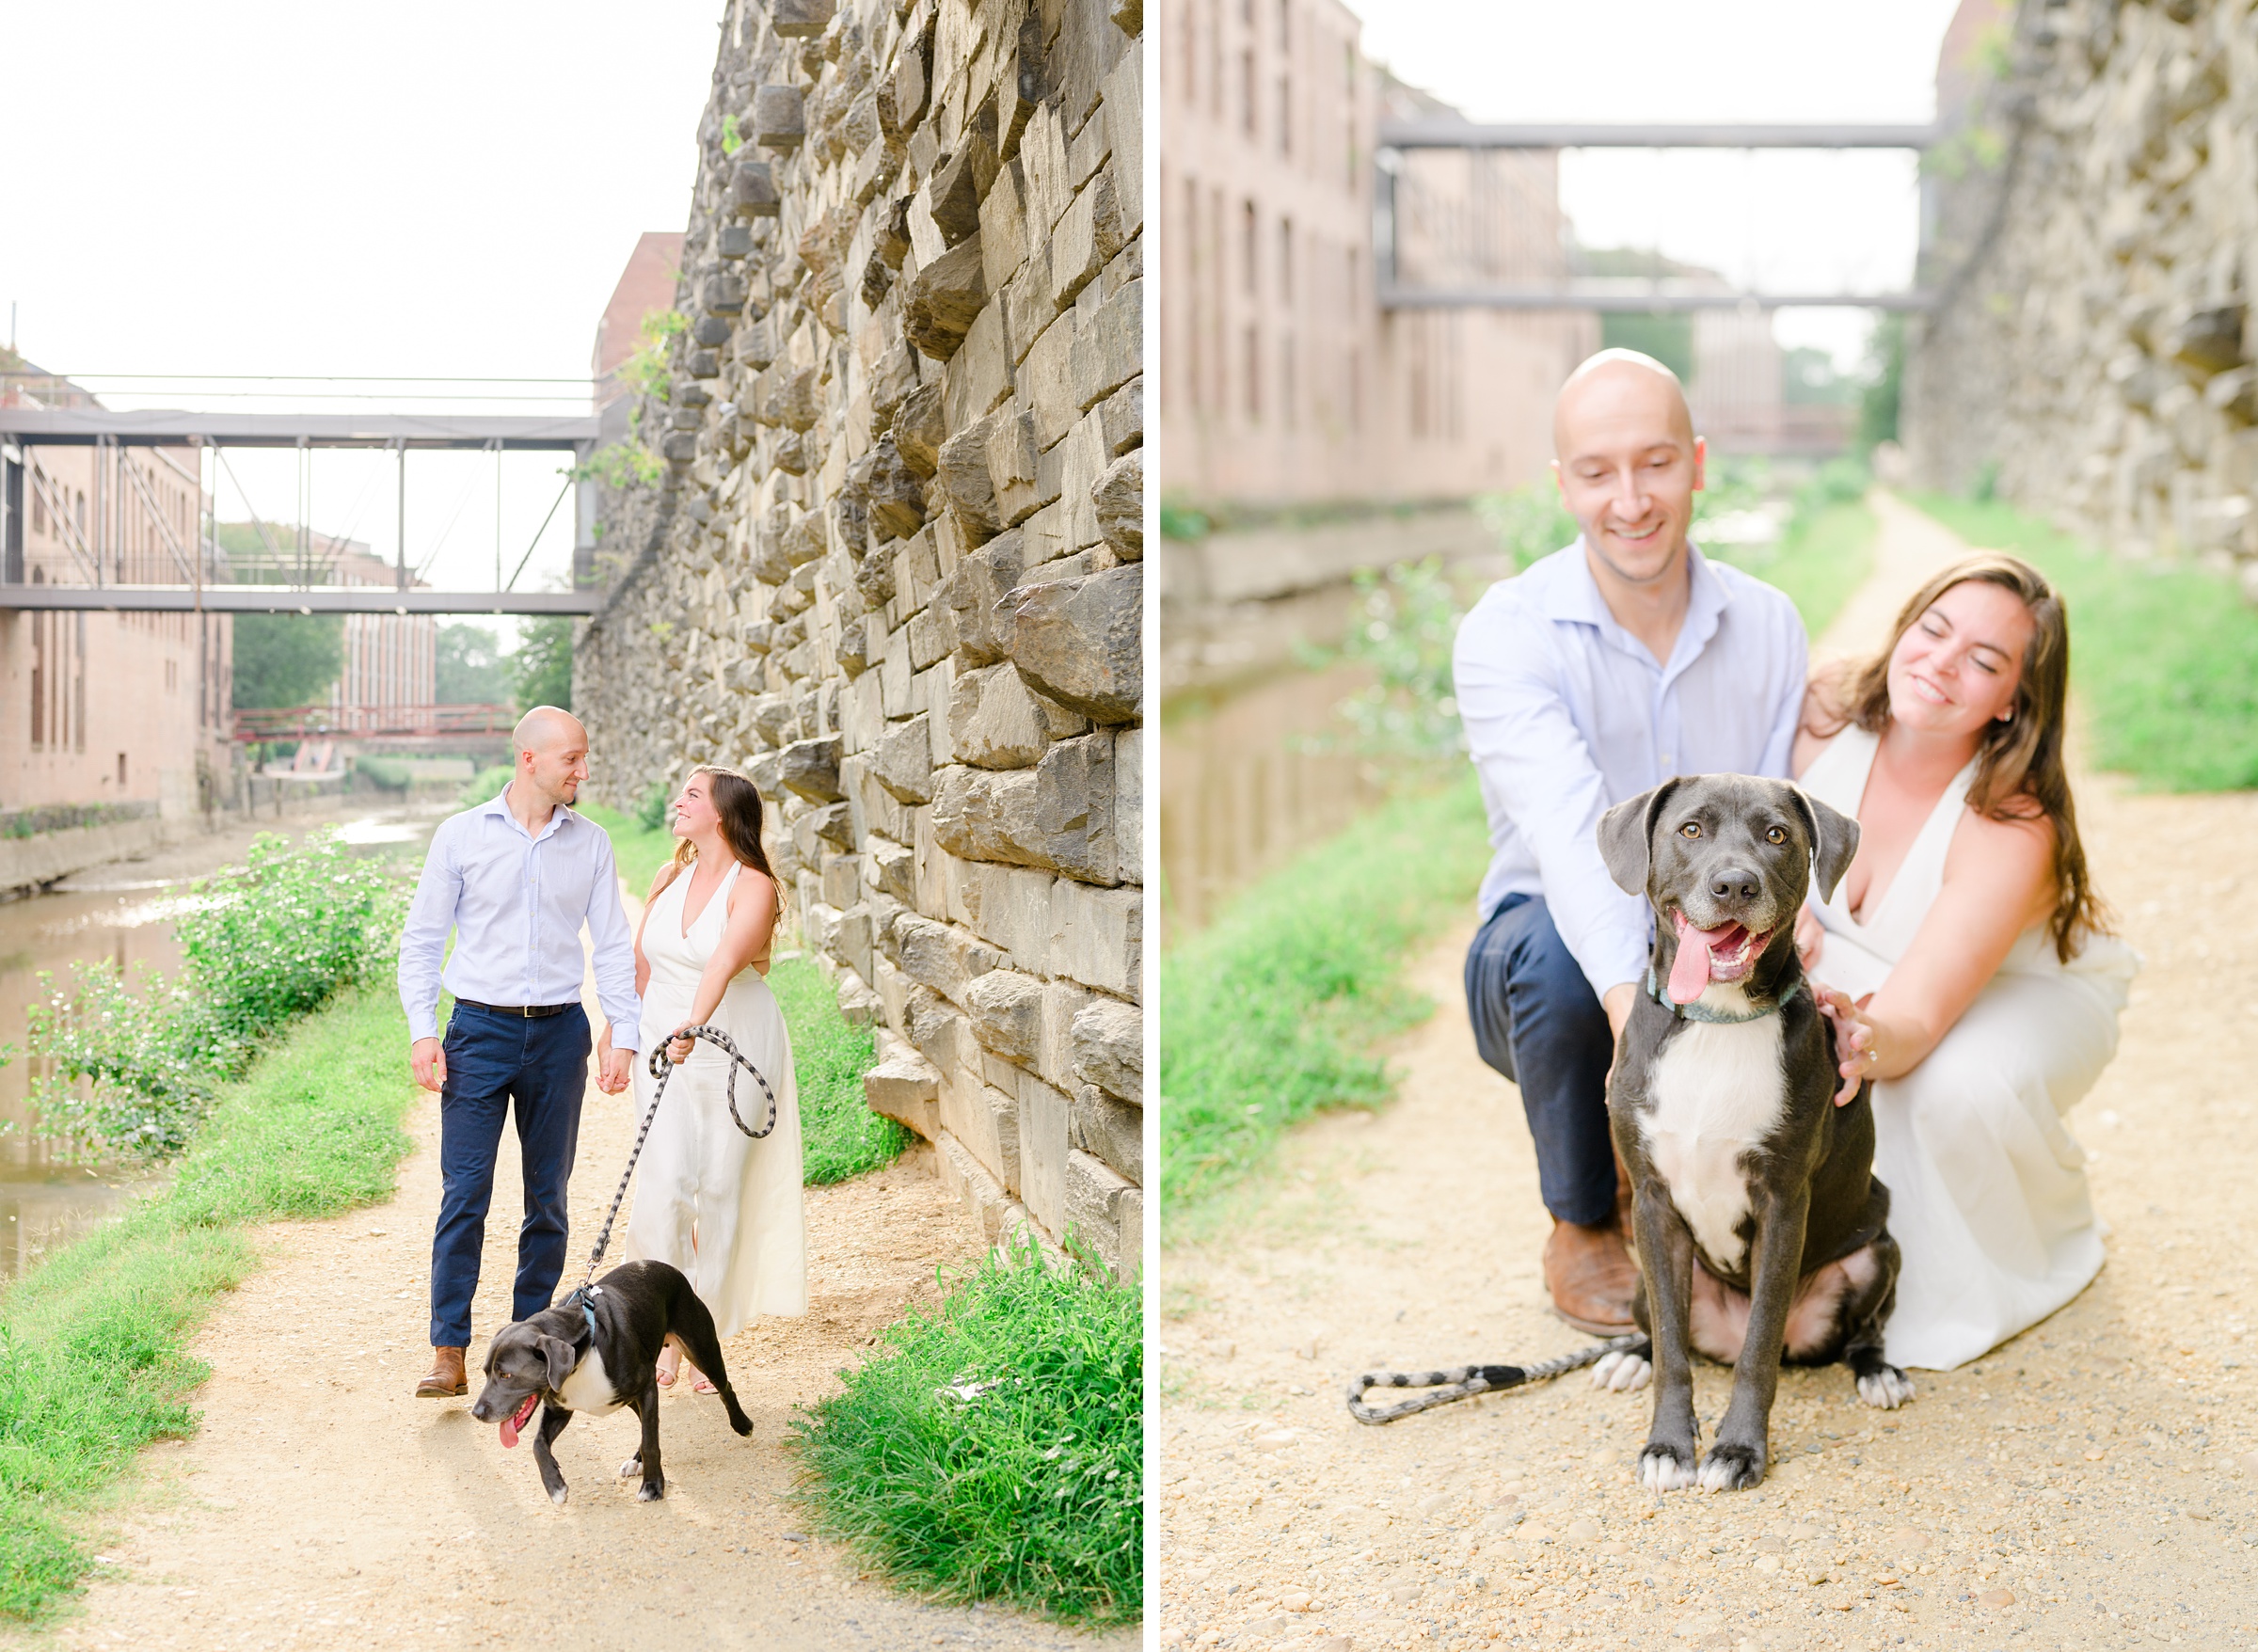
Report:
1182,0,1198,103
30,487,44,538
1279,72,1291,156
29,613,43,751
1280,217,1294,301
1280,333,1296,430
1243,199,1259,294
1244,325,1262,421
117,753,127,788
1241,48,1257,137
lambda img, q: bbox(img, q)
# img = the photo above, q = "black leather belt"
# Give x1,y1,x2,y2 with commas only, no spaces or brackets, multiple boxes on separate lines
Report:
455,998,578,1018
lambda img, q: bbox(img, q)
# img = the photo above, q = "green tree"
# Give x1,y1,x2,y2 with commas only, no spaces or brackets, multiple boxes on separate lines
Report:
231,613,343,708
1600,312,1694,383
511,616,574,711
436,622,510,704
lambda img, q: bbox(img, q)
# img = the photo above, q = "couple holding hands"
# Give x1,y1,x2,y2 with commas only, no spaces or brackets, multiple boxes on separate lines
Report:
1460,349,2135,1374
397,707,804,1400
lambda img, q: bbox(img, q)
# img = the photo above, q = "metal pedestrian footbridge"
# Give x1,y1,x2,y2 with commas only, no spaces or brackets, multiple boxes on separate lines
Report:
0,407,606,615
1374,120,1941,313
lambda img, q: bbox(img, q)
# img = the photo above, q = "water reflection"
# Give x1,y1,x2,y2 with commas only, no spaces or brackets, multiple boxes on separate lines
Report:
1159,662,1382,938
0,808,444,1278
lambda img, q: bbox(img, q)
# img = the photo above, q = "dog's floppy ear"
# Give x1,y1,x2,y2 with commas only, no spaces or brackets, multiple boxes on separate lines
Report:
1596,779,1681,896
1788,785,1860,903
536,1334,580,1393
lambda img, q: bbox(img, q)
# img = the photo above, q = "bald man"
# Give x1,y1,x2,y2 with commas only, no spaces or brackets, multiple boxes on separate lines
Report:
1451,351,1808,1333
397,706,642,1398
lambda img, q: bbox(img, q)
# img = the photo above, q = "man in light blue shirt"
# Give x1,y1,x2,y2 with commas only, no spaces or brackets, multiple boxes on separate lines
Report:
398,706,643,1398
1453,351,1806,1335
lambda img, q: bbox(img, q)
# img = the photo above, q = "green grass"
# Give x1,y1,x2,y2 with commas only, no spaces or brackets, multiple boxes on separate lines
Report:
1911,495,2258,790
790,1238,1140,1625
0,985,416,1621
579,804,901,1184
1706,499,1878,639
771,954,906,1184
1160,775,1494,1230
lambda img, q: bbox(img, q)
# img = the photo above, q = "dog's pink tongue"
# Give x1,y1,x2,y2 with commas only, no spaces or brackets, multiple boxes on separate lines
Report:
1667,913,1726,1004
500,1393,537,1449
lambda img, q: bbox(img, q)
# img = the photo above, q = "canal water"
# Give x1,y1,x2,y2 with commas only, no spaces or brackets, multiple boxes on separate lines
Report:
0,806,444,1279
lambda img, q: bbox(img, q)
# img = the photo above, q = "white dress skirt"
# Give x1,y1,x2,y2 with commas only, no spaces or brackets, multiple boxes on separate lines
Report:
623,859,806,1337
1801,726,2137,1371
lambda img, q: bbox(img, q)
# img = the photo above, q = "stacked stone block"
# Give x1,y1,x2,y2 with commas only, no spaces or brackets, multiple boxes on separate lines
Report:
575,0,1145,1278
1909,0,2258,592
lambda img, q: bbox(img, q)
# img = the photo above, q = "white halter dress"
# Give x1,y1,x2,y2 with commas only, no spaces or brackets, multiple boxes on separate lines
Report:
1801,726,2137,1371
623,859,806,1337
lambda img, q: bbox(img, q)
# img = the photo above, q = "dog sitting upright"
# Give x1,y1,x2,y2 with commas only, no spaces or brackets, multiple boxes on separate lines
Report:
1592,774,1914,1493
469,1259,752,1505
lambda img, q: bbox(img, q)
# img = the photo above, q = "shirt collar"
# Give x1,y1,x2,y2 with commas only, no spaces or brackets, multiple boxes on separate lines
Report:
1541,536,1730,676
483,785,576,844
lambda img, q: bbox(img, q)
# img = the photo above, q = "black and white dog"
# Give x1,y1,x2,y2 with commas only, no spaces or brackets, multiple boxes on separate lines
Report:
469,1260,753,1504
1592,773,1915,1493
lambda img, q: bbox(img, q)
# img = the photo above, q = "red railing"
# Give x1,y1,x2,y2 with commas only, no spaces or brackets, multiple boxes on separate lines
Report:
233,703,516,740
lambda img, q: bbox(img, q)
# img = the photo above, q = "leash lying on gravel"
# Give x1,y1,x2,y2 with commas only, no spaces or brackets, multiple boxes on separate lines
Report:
567,1024,778,1297
1346,1334,1647,1424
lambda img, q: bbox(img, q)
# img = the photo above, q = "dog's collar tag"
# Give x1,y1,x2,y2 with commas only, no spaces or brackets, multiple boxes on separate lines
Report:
1646,966,1803,1024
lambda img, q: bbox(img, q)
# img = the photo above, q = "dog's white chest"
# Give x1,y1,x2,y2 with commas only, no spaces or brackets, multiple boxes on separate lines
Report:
1641,1014,1788,1275
557,1345,626,1416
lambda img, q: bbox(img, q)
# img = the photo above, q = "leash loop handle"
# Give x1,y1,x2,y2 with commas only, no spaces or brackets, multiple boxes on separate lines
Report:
1346,1334,1645,1425
573,1023,780,1295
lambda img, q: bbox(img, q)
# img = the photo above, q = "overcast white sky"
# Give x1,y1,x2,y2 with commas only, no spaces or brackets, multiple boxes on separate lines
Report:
0,2,721,609
1354,0,1967,369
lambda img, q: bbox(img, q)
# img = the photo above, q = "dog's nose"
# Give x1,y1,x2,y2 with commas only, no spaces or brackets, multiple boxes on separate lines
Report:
1710,866,1761,904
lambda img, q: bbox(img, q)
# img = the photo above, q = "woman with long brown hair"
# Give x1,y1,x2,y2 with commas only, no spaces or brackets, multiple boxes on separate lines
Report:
600,765,805,1390
1794,554,2135,1372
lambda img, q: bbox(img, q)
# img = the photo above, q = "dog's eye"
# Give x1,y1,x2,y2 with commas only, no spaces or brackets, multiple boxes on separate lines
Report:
1766,825,1787,845
1679,822,1701,838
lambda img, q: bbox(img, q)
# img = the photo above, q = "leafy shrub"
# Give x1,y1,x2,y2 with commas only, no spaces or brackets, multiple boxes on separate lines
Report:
767,954,903,1185
634,780,673,833
355,755,412,791
25,832,405,1162
459,764,513,807
1473,483,1578,572
792,1237,1141,1624
1298,557,1470,760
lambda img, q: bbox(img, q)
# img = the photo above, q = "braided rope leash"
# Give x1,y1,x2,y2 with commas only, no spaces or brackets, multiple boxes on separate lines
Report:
1346,1334,1646,1425
571,1023,778,1295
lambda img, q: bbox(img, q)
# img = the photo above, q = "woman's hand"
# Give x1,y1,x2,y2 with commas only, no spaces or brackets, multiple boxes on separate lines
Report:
665,1022,697,1065
1795,906,1826,971
1812,984,1880,1106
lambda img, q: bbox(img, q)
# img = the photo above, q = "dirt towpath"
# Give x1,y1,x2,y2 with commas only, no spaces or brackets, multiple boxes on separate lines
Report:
14,908,1135,1652
1155,499,2258,1650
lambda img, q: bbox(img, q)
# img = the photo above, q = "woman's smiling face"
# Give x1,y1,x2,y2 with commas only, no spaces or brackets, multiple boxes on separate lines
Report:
1885,579,2037,739
671,771,718,839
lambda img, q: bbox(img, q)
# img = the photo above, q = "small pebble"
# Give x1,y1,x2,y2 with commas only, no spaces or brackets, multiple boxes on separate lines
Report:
1978,1586,2016,1609
1565,1518,1601,1541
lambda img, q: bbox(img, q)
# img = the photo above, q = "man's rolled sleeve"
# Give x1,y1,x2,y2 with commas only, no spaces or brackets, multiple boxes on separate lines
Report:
398,820,460,1045
583,834,644,1050
1455,612,1649,1000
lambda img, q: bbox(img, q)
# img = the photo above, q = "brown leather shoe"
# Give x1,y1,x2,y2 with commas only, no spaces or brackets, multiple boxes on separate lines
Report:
1544,1218,1638,1335
415,1345,468,1399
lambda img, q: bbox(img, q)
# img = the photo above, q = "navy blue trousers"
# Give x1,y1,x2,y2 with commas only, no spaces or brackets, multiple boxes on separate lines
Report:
1463,894,1619,1226
429,1002,591,1348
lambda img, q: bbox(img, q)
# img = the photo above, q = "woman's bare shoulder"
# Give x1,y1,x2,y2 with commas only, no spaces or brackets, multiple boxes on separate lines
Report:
1945,795,2055,890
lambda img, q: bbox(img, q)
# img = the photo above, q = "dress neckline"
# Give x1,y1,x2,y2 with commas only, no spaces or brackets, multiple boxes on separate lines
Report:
678,858,741,939
1819,725,1977,936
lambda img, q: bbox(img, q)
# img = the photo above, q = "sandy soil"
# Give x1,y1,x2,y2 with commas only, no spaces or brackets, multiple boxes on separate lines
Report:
11,901,1137,1651
1154,500,2258,1649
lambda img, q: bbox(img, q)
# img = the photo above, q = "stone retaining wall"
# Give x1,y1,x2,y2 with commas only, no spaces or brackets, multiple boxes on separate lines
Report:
1906,0,2258,592
575,0,1145,1278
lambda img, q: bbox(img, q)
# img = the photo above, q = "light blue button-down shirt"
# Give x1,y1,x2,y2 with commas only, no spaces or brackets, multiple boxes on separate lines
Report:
1452,540,1807,1000
398,788,644,1047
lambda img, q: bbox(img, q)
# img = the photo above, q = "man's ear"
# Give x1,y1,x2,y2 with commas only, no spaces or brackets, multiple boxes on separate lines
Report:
1597,779,1679,897
1789,785,1860,903
537,1334,580,1392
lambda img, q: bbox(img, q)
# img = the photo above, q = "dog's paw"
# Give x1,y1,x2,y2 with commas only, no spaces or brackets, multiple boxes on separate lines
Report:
1856,1364,1916,1409
1697,1443,1766,1492
1637,1444,1697,1492
1591,1349,1652,1393
619,1455,643,1479
549,1483,569,1508
636,1478,666,1502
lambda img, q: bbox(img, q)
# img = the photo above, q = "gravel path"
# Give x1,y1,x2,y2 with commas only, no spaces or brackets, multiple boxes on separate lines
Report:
1155,502,2258,1649
8,917,1134,1651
